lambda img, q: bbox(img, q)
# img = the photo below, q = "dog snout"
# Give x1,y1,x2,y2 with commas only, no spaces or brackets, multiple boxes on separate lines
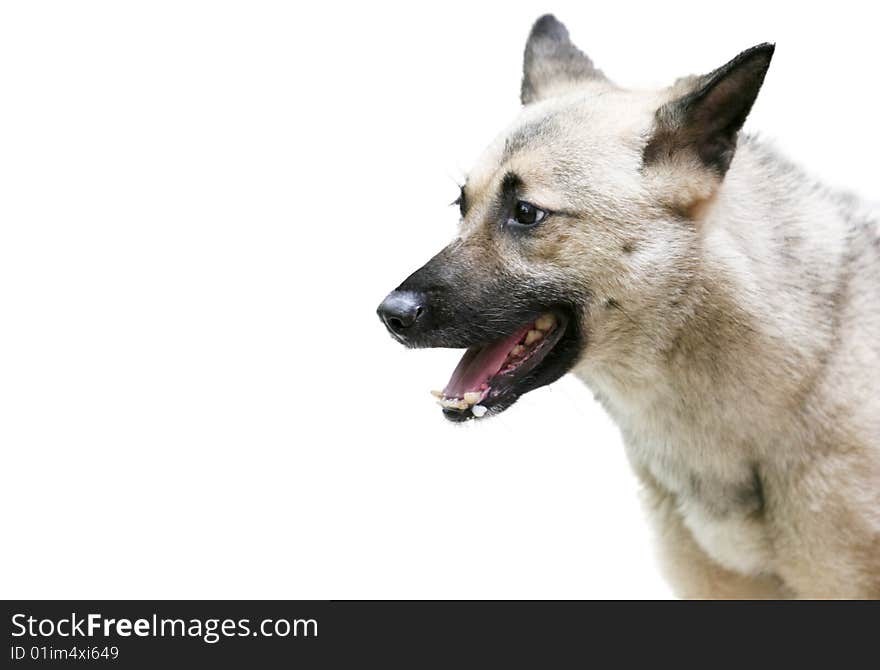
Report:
377,290,426,339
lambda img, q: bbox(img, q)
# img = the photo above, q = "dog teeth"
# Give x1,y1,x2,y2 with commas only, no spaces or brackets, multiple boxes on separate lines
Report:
535,313,556,331
463,391,482,405
437,397,469,410
430,315,557,417
436,391,483,411
525,329,543,345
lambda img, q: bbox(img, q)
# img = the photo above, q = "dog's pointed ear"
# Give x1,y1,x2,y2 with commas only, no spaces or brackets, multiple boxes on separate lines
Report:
521,14,609,105
643,43,775,177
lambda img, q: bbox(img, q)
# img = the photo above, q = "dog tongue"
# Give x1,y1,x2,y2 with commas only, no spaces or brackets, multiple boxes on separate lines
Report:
443,325,530,399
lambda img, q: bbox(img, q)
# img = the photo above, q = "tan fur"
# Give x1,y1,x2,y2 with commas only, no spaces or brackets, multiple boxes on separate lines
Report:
454,18,880,598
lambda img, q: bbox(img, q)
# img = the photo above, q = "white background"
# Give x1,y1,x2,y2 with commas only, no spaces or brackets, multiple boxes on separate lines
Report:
2,1,877,599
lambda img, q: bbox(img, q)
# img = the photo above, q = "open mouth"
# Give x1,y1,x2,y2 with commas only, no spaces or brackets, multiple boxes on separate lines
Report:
432,312,568,421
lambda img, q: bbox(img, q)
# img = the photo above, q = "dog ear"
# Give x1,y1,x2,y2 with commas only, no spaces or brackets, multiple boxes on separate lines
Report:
521,14,609,105
643,43,775,177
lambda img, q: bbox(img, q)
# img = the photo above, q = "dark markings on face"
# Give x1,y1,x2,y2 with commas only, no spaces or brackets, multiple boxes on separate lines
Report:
460,163,526,221
500,171,521,204
503,116,557,162
622,241,635,254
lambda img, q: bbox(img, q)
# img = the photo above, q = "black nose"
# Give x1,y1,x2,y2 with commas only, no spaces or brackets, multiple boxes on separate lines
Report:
377,290,425,337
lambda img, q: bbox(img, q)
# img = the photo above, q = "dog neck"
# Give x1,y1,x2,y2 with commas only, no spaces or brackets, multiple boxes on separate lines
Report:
573,136,859,459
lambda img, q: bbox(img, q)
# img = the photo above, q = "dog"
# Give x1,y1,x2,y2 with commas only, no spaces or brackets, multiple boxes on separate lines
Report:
377,14,880,598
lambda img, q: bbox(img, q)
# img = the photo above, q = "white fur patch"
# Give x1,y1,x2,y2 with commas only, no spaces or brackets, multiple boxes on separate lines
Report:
679,502,773,576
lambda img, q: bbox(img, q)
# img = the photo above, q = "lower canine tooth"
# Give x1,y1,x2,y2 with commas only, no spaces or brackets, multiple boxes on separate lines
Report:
463,391,481,405
472,405,488,417
525,329,543,345
535,314,556,331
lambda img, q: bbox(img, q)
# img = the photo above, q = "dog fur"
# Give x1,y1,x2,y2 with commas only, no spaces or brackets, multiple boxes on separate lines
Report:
382,15,880,598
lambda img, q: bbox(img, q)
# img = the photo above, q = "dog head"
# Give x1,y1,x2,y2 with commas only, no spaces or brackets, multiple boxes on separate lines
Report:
378,14,774,421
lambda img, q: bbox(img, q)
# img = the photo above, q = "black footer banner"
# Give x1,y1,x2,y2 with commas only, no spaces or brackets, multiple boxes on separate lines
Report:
2,600,875,666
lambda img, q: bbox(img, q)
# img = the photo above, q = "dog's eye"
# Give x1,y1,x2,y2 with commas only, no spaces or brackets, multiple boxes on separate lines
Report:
510,201,547,227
